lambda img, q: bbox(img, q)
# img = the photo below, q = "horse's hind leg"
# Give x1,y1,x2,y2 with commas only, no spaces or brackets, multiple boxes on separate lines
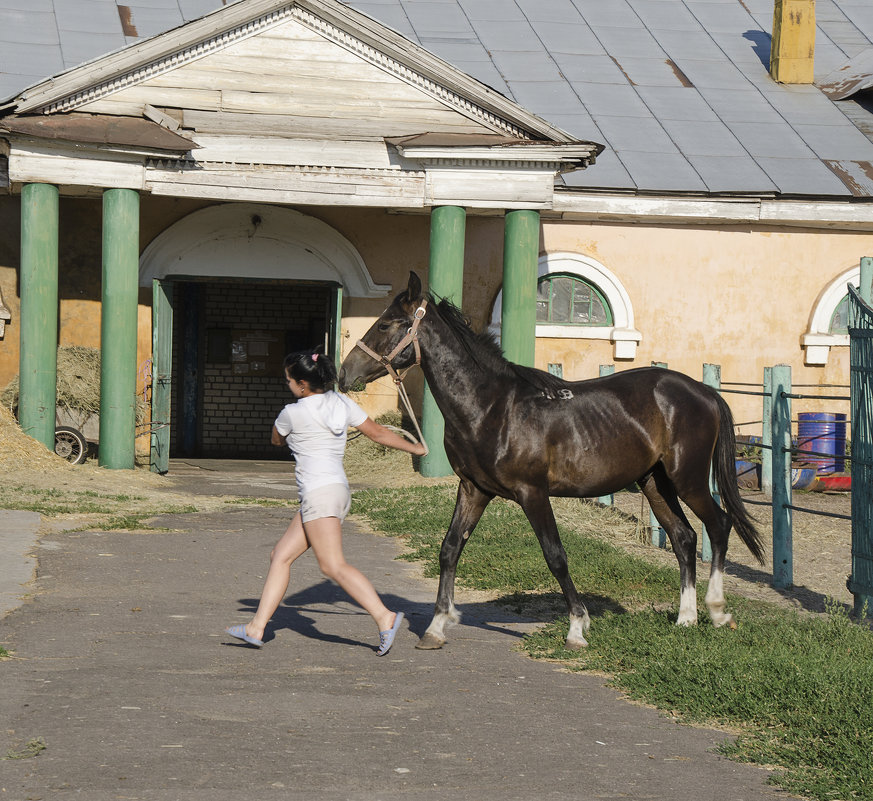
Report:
639,469,700,626
418,479,492,650
680,487,735,628
518,488,590,649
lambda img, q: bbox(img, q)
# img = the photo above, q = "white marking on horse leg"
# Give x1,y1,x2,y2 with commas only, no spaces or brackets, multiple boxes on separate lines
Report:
422,603,461,643
705,568,733,628
676,583,698,626
565,612,590,650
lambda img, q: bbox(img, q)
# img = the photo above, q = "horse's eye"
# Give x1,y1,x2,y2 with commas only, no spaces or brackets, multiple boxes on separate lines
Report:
378,322,391,332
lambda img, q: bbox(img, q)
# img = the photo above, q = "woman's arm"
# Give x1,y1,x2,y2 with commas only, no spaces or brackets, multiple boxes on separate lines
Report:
271,424,284,446
355,418,427,456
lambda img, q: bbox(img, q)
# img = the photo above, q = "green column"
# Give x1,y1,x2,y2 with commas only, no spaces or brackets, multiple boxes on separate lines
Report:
99,188,140,469
501,209,539,366
421,205,465,478
771,364,793,589
19,183,59,450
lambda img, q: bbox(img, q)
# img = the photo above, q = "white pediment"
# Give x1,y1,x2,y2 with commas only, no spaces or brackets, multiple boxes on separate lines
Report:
15,1,560,148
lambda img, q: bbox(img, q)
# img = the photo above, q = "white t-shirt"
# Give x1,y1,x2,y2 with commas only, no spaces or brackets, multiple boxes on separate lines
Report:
274,391,368,496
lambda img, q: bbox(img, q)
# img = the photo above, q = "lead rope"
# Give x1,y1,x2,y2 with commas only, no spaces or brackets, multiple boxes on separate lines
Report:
353,301,429,457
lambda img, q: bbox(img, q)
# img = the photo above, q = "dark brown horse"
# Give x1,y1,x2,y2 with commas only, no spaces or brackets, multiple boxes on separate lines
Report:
339,272,763,650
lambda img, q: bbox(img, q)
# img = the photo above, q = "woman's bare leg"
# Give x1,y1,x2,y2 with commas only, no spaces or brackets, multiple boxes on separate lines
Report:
304,516,396,633
246,511,309,642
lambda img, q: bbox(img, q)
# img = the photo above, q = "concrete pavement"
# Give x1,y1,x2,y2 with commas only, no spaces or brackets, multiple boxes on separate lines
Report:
0,461,787,800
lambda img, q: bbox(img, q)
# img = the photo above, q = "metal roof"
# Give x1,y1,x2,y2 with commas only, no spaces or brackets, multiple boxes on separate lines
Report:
2,0,873,198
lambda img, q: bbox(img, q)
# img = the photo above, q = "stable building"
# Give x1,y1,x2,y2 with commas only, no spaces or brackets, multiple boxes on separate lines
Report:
3,0,873,474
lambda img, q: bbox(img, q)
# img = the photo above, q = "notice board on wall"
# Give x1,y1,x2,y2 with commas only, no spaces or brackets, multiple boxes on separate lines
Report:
230,330,283,375
207,327,317,374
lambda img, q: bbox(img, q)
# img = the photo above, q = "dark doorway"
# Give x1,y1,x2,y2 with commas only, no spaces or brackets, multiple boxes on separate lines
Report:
169,279,333,458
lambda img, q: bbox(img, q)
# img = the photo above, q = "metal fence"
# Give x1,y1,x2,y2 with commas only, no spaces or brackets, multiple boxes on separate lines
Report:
848,285,873,617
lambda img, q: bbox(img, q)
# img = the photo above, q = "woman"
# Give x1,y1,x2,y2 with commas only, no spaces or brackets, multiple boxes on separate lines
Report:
225,351,426,655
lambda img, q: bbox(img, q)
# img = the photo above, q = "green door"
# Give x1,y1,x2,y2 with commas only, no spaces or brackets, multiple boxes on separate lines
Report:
151,278,173,473
328,282,343,371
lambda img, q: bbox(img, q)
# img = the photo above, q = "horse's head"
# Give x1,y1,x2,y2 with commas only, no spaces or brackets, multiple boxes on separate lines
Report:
338,271,427,391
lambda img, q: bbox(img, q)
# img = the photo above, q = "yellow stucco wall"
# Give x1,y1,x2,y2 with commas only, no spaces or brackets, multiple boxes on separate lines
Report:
0,197,865,447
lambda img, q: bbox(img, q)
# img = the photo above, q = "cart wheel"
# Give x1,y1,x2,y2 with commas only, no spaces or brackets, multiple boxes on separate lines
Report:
55,426,87,465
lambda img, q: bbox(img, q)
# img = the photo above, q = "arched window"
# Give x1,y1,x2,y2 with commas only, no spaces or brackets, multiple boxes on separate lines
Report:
801,266,858,365
490,252,641,359
829,295,850,335
536,273,613,326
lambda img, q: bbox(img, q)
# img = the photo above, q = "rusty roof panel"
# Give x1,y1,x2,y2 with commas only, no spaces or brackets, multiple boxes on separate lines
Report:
820,49,873,100
823,159,873,197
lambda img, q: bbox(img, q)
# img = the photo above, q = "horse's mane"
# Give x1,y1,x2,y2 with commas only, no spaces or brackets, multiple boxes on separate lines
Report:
432,295,569,395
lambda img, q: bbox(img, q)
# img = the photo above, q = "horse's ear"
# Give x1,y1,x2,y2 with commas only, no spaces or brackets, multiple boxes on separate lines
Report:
407,271,422,302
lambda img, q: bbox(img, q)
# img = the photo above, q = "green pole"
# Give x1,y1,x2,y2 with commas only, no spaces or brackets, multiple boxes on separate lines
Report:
501,209,539,366
99,188,140,469
860,256,873,304
421,205,466,478
597,364,615,506
701,363,721,562
771,364,793,589
19,183,59,450
762,367,773,496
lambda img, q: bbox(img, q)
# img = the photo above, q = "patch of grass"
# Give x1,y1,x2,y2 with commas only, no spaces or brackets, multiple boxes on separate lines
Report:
352,485,677,602
225,497,297,508
0,485,147,516
0,646,9,659
525,600,873,801
352,485,873,801
3,737,46,760
76,505,200,531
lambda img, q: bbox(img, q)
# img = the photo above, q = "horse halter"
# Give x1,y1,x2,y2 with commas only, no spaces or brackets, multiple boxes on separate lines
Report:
352,299,429,455
354,299,428,384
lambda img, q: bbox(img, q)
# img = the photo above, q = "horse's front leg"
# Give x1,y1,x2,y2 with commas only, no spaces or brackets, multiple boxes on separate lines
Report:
519,489,590,650
417,479,492,650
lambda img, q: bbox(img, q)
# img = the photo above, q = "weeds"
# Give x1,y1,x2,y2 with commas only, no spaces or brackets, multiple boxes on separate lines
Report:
3,737,46,760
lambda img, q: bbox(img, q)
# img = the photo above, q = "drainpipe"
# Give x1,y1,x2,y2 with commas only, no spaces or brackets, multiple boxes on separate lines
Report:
770,0,816,84
18,183,59,450
421,205,466,478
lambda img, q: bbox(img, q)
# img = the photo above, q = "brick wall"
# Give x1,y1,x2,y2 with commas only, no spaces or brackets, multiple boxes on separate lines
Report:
169,280,329,458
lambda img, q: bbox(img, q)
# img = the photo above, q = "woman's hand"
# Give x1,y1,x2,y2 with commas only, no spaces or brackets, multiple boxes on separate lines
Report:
355,418,426,456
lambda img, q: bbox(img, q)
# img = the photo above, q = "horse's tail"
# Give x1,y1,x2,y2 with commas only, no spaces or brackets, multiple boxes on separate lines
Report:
712,391,766,565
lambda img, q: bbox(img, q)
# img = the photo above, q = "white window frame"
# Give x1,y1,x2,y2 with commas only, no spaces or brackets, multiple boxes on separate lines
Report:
801,266,858,365
490,252,641,359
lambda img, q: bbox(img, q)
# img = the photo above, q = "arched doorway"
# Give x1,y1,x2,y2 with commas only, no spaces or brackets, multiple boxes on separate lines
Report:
140,204,388,467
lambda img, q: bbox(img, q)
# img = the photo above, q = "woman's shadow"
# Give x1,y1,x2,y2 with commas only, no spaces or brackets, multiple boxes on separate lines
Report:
231,580,627,649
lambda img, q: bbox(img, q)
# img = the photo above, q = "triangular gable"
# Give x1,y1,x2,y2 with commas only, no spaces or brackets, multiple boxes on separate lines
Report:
4,0,573,146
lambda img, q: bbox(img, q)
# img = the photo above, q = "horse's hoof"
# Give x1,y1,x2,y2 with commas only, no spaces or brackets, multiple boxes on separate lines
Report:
416,633,446,650
564,638,588,651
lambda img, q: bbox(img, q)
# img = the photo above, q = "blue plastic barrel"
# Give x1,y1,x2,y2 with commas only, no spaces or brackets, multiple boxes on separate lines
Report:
797,412,847,474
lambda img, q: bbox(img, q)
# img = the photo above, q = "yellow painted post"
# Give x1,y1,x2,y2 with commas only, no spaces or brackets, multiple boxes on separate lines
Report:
770,0,816,84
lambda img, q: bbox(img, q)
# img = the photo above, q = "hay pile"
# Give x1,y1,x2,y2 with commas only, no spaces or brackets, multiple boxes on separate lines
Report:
0,403,72,473
1,345,147,422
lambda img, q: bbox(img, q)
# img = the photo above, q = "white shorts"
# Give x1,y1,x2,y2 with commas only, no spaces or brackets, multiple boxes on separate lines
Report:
299,483,351,523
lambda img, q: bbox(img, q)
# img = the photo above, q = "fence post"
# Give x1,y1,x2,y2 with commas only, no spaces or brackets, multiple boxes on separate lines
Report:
771,364,793,589
701,363,721,562
648,362,667,548
848,279,873,618
860,256,873,304
762,367,773,496
597,365,615,507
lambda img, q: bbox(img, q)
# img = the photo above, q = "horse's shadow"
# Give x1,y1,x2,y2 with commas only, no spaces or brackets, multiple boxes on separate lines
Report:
233,580,629,648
